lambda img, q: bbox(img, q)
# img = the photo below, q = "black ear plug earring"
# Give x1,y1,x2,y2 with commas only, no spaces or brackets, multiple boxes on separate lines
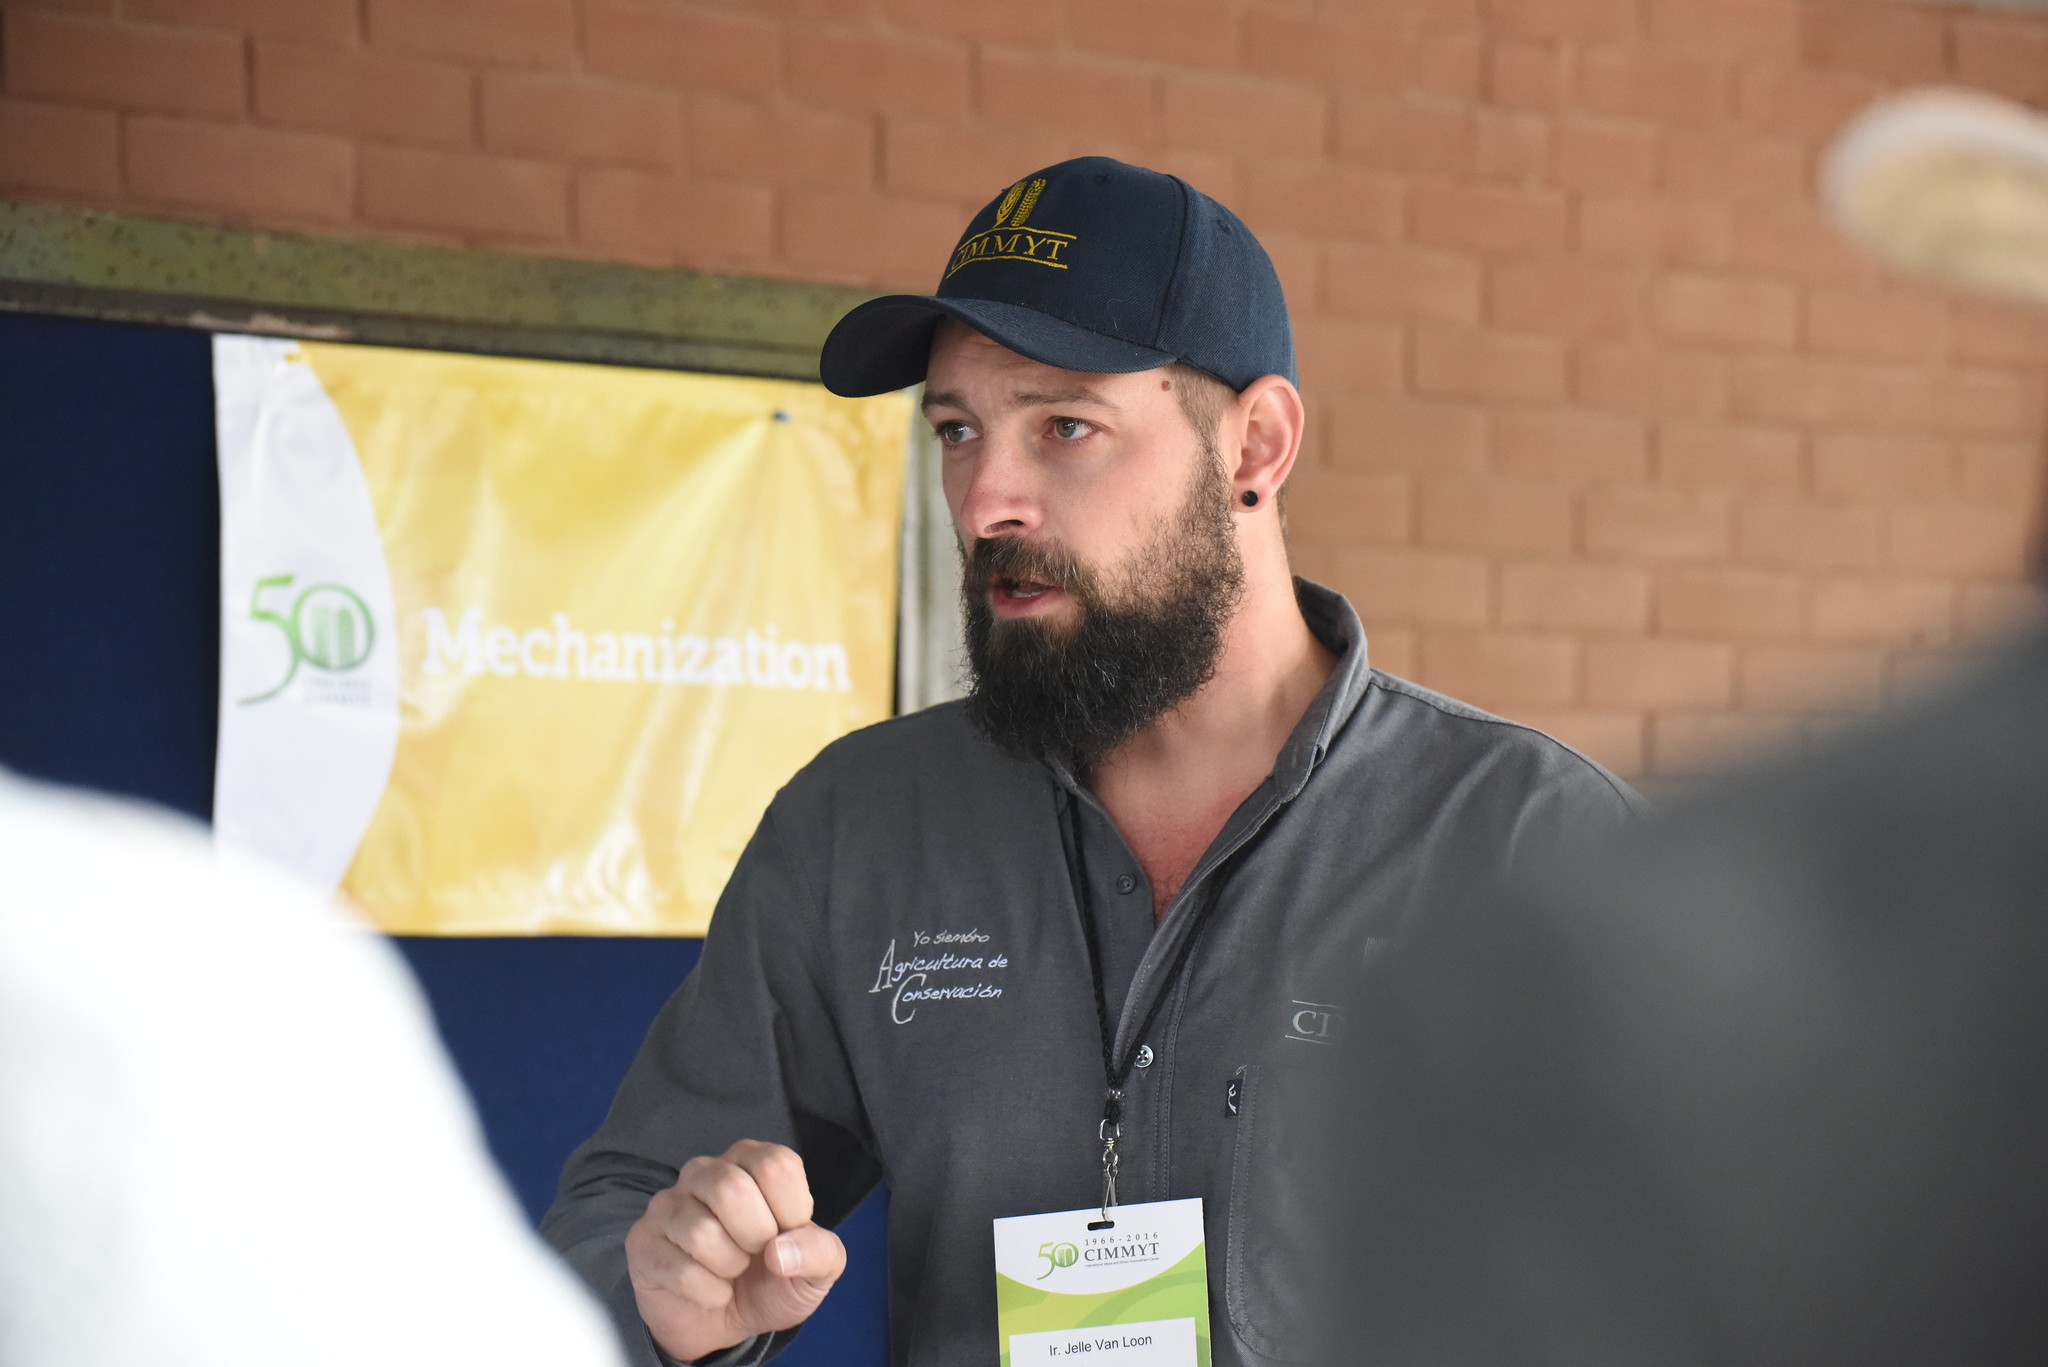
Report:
1240,490,1259,507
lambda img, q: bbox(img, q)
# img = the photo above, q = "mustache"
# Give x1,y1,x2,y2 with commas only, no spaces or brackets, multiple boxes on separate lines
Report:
967,535,1088,597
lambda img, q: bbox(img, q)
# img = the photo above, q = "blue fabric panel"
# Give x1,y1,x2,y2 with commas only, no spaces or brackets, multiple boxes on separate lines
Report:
0,311,219,820
0,310,888,1365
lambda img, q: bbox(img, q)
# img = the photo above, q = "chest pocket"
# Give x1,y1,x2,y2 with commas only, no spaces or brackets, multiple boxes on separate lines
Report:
1223,1060,1323,1363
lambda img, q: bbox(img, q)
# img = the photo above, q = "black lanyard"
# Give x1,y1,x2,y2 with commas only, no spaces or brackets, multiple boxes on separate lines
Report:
1063,791,1233,1228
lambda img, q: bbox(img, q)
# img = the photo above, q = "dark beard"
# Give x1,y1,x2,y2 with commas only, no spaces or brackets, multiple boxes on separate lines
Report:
961,453,1246,771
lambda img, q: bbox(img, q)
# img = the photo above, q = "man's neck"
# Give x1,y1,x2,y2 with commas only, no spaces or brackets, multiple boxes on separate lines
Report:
1085,567,1336,920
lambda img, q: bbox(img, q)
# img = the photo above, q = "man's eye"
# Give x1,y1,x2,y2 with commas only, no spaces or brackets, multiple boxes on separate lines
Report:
1050,417,1092,440
935,421,976,444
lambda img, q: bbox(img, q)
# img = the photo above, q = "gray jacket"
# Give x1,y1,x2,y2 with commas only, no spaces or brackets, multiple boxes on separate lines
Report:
542,582,1642,1366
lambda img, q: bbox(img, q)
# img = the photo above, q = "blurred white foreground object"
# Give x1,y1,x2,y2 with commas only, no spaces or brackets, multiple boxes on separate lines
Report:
0,771,625,1367
1825,86,2048,306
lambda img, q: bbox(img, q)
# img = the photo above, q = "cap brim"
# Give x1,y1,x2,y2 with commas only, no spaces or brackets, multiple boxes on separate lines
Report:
1825,87,2048,309
819,296,1178,397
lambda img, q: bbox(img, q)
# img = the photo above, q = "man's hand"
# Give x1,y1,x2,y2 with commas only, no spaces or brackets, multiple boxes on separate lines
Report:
624,1140,847,1363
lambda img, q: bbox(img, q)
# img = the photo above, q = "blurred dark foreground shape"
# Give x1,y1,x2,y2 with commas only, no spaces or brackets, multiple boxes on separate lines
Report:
1315,87,2048,1367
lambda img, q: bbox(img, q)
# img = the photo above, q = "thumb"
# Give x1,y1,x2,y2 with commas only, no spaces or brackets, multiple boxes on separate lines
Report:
764,1223,847,1292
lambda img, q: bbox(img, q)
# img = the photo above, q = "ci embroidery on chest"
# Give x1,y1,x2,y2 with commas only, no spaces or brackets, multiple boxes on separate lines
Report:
868,930,1011,1024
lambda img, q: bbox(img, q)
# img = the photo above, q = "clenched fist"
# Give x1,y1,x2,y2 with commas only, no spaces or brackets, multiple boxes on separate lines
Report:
624,1140,847,1363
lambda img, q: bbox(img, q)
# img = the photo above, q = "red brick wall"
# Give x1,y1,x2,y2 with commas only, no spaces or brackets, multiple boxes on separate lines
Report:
4,0,2045,779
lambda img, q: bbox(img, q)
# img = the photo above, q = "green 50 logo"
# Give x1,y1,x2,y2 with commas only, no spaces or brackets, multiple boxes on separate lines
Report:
240,573,375,705
1037,1241,1079,1280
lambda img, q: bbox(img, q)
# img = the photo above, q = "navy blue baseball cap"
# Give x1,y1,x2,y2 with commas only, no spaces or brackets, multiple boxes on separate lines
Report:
819,157,1295,397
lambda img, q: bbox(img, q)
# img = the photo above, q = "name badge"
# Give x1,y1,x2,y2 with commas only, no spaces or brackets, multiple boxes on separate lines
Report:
992,1197,1210,1366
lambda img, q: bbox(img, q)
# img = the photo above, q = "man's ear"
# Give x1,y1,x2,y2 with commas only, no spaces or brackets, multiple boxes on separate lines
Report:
1230,376,1305,508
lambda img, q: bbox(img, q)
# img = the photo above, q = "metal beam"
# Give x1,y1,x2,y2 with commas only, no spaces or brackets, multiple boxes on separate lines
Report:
0,200,877,379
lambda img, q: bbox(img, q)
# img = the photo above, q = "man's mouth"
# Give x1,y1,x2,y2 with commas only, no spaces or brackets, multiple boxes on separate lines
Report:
997,576,1053,600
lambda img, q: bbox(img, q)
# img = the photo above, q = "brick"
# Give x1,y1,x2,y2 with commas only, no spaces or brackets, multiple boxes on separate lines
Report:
1731,65,1883,140
1949,298,2048,369
1644,0,1798,62
1577,343,1728,419
1586,486,1732,561
696,97,873,192
1801,0,1951,83
1410,29,1484,101
1577,48,1725,126
1366,625,1418,677
1278,468,1410,547
1579,196,1730,269
1412,180,1567,254
1418,475,1574,555
1245,12,1404,88
781,186,964,287
882,0,1063,47
482,75,680,167
1729,355,1932,430
1730,204,1874,284
1651,710,1800,774
1415,326,1567,403
1421,630,1579,707
1325,243,1482,323
1512,709,1645,775
1295,317,1404,394
1958,582,2047,638
1652,274,1797,348
1161,74,1327,157
1804,286,1948,362
1954,16,2048,108
366,0,575,69
1322,548,1491,625
361,145,568,240
1489,260,1641,339
1660,130,1807,201
978,49,1154,141
1471,108,1549,181
884,118,1070,202
1938,369,2048,439
3,11,242,117
1554,118,1658,191
1501,560,1651,632
1333,98,1473,174
1737,500,1883,571
1656,565,1803,639
1491,0,1636,43
1238,161,1402,241
1328,395,1488,476
126,116,351,222
1495,407,1648,483
790,30,969,119
128,0,354,41
0,98,118,197
1092,0,1241,71
583,4,778,98
575,170,774,272
255,41,471,149
1739,643,1884,710
1587,638,1733,708
1888,505,2036,580
1811,432,1954,505
1957,440,2044,507
1487,39,1569,110
1810,577,1954,646
1656,422,1802,491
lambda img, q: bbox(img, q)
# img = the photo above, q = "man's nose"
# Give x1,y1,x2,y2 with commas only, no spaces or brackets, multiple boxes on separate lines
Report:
953,435,1043,541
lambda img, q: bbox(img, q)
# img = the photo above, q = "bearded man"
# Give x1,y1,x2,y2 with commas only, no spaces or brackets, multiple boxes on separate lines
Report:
542,158,1641,1367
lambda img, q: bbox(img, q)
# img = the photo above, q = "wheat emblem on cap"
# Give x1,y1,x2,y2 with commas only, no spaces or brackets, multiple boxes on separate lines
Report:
992,178,1046,229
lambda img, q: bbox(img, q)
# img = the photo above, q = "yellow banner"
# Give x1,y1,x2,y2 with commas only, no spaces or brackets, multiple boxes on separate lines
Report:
212,337,908,935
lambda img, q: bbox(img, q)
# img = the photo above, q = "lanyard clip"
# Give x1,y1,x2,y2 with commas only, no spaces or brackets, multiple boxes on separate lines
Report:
1093,1089,1125,1228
